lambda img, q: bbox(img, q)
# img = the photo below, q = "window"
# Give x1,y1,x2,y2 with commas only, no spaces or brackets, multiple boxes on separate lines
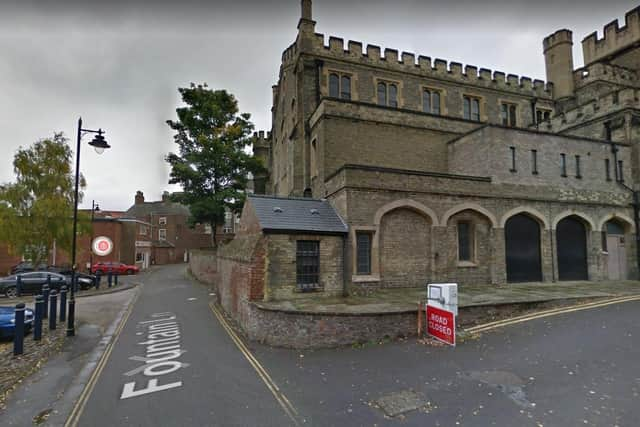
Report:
159,229,167,240
223,211,234,234
509,146,516,172
501,103,517,127
139,225,148,235
457,221,473,262
159,217,167,225
575,155,582,178
531,150,538,174
135,252,144,262
618,160,624,182
356,233,372,275
377,81,398,107
601,231,608,252
422,89,441,115
204,224,212,235
328,73,351,100
463,96,480,121
296,241,320,291
605,159,611,181
560,153,567,177
536,109,551,123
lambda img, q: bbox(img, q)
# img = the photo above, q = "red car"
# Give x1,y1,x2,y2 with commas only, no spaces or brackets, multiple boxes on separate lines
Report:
91,262,139,275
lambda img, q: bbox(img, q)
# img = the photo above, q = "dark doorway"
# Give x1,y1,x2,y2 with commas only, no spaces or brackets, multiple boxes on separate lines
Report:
505,214,542,282
557,216,588,281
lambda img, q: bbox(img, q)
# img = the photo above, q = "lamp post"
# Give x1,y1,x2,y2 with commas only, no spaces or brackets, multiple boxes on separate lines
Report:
89,200,100,272
68,117,110,337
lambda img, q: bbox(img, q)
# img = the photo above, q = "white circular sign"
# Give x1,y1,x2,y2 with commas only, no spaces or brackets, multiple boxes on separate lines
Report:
92,236,114,256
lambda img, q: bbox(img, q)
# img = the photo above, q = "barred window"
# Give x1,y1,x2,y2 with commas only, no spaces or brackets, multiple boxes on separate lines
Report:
356,233,372,275
296,241,320,291
457,221,473,261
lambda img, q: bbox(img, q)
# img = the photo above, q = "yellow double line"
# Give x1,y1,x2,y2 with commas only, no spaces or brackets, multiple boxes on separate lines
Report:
208,302,302,426
465,294,640,334
65,288,141,427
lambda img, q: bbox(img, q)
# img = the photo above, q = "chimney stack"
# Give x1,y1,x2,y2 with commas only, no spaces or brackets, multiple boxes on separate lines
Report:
135,191,144,205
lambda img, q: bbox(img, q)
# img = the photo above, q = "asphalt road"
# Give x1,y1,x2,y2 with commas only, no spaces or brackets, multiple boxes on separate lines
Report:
76,265,639,426
77,265,292,427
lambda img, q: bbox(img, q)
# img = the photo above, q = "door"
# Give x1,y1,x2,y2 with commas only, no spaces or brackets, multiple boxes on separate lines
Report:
557,216,588,281
607,235,627,280
505,214,542,282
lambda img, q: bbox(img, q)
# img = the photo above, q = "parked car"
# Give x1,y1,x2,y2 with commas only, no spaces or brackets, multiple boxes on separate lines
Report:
47,267,96,290
10,262,49,275
0,306,34,339
91,262,139,275
0,271,92,298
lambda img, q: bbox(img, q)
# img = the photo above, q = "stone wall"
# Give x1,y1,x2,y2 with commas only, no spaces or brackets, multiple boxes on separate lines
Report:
266,233,344,300
246,304,416,349
188,249,218,285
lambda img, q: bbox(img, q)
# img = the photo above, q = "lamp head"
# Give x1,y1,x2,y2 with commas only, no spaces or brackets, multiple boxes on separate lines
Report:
88,130,110,154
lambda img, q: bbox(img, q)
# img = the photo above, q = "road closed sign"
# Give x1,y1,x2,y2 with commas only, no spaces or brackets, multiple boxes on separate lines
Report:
426,304,455,346
92,236,114,256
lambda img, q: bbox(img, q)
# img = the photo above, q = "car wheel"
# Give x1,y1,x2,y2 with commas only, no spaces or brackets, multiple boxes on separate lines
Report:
126,269,134,275
5,286,17,298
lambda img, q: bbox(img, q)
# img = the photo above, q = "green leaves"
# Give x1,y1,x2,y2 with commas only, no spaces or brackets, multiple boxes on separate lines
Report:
165,83,265,245
0,133,86,265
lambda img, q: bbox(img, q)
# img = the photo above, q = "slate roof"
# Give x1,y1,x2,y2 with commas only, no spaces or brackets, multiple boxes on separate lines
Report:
248,195,348,234
125,201,190,218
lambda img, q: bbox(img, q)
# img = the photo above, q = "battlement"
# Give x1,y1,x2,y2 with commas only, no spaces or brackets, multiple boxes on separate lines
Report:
252,131,272,148
545,86,640,131
543,29,573,52
582,6,640,65
573,62,639,90
306,32,553,98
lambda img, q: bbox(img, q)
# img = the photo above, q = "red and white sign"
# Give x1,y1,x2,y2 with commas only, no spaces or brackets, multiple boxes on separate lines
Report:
426,304,456,346
92,236,114,256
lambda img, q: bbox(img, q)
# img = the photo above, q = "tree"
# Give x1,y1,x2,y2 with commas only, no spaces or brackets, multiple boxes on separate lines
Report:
166,83,264,246
0,133,90,267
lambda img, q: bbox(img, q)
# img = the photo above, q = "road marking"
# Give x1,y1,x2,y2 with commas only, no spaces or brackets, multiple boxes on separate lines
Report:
208,302,302,426
465,294,640,334
64,287,141,427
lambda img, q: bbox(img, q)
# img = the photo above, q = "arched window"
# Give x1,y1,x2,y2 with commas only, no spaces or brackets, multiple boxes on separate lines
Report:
377,82,387,105
340,75,351,100
389,84,398,107
329,73,339,98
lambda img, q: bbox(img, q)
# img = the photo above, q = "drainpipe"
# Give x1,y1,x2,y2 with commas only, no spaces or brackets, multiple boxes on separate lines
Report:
342,234,348,297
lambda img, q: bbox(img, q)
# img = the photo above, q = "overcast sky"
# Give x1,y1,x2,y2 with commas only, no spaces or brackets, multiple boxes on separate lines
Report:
1,0,637,211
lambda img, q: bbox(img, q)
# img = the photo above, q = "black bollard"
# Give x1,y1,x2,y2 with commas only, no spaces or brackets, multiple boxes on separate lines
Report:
108,272,113,288
34,295,44,341
95,271,101,290
42,284,50,319
67,297,75,337
16,274,22,297
59,285,67,322
114,274,118,286
49,290,58,330
13,303,25,356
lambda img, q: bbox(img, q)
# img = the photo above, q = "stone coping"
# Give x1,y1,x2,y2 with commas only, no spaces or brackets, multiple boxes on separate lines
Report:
253,280,640,315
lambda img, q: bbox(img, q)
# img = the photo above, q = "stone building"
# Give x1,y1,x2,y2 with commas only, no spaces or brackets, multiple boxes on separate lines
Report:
244,1,640,298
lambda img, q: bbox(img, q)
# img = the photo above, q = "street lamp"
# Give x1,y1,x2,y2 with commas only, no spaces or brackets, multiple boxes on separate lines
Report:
88,200,100,272
68,117,111,337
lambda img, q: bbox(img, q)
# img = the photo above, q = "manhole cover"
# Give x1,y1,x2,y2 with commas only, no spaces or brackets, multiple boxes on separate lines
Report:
375,390,430,417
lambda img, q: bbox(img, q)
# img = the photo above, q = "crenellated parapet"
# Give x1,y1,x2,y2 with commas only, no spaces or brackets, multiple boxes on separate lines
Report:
573,62,639,90
542,87,640,132
582,6,640,65
305,33,553,98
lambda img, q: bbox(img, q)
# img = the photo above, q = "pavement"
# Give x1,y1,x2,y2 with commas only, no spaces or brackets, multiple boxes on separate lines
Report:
255,280,640,314
1,264,638,426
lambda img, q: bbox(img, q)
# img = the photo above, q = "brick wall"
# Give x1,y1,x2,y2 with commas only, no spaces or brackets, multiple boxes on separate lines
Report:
189,249,218,285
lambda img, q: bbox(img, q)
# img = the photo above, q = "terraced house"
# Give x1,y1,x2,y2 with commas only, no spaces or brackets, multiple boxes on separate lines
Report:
243,1,640,301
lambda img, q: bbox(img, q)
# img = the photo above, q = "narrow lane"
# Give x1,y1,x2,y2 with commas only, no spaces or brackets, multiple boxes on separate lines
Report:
77,265,293,427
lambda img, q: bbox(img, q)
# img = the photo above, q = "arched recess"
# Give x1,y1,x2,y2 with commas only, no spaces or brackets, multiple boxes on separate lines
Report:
373,199,438,226
504,213,543,282
499,207,550,229
556,215,590,281
597,213,635,233
441,203,498,228
552,210,596,231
